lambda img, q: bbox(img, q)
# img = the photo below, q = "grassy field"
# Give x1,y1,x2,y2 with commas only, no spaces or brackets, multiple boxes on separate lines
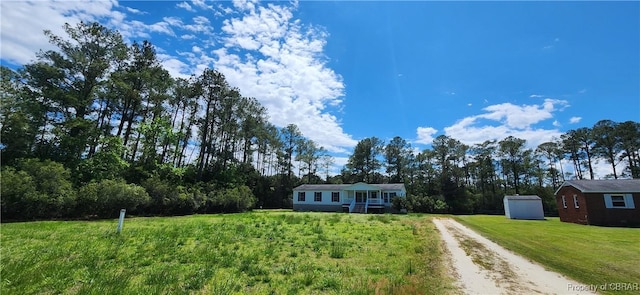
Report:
1,211,455,295
455,215,640,295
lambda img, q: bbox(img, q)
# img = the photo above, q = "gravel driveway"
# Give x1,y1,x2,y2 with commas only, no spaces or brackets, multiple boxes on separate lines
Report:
432,218,598,295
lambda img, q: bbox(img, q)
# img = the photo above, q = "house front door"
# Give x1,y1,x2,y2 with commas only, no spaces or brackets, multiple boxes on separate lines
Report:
356,191,366,203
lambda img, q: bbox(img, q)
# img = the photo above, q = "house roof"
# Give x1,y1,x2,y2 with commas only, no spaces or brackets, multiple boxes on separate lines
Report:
293,183,405,191
504,195,541,200
555,179,640,195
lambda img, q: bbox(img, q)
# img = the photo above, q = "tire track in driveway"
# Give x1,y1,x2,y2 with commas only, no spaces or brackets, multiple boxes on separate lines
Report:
433,218,598,295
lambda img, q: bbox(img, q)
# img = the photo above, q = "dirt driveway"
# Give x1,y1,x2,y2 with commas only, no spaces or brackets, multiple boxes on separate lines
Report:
433,218,598,295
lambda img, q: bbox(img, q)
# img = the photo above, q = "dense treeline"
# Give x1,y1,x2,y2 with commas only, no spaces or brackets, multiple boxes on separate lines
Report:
1,22,331,220
341,120,639,214
1,22,638,220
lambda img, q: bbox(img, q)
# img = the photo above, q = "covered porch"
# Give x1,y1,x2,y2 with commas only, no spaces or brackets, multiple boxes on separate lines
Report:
341,183,386,213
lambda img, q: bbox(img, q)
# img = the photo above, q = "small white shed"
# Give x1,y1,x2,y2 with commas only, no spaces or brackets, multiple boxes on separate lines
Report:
503,195,544,220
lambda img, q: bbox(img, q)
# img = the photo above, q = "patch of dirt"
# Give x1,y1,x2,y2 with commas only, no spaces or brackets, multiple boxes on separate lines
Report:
433,218,598,295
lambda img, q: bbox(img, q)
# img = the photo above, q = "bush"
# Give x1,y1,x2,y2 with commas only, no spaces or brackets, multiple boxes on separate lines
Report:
2,159,77,219
78,179,150,218
394,194,450,213
206,185,257,213
1,167,37,220
141,177,206,215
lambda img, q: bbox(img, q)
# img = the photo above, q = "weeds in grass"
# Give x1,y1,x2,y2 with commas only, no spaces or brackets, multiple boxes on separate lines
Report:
329,240,346,258
369,214,398,224
312,222,324,234
317,274,341,291
210,273,240,295
405,260,415,275
2,213,453,294
278,262,297,275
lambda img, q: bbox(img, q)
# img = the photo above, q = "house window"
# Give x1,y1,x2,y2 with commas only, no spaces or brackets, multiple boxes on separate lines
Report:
370,192,378,199
298,192,305,202
605,194,635,209
331,192,340,202
383,192,397,203
612,195,625,207
573,195,579,208
561,195,567,208
314,192,322,202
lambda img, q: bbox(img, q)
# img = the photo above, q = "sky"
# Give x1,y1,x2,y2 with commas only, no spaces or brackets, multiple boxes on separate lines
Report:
2,0,639,177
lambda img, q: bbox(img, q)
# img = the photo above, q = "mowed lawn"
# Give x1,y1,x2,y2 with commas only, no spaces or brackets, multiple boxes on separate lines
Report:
1,212,455,295
455,215,640,295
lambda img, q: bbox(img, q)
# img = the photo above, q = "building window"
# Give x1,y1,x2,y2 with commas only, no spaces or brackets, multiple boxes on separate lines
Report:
605,194,635,209
331,192,340,202
573,195,579,208
314,192,322,202
612,195,625,207
298,192,305,202
370,192,378,199
562,195,567,208
383,192,397,203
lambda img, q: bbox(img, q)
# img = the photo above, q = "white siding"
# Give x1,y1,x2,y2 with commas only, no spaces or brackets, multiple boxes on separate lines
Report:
293,190,343,206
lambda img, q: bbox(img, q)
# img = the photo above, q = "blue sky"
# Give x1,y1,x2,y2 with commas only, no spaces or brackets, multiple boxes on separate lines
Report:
2,0,639,174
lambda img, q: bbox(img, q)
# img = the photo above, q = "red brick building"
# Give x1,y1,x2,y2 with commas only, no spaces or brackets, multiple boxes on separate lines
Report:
555,179,640,226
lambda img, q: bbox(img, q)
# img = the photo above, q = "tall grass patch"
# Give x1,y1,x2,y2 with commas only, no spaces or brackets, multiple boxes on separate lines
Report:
2,212,455,294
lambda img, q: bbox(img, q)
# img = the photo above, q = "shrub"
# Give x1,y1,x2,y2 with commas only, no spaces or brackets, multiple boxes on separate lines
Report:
141,177,205,215
1,167,37,220
206,185,257,213
2,159,77,219
78,179,150,218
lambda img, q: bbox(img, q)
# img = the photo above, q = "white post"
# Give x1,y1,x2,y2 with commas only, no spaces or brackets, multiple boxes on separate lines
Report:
117,209,126,233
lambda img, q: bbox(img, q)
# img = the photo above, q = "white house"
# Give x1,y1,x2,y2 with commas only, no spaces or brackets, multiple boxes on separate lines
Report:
292,182,406,213
503,195,544,220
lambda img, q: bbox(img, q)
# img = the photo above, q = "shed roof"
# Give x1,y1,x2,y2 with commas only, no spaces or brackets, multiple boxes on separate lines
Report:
293,183,405,191
504,195,541,200
555,179,640,195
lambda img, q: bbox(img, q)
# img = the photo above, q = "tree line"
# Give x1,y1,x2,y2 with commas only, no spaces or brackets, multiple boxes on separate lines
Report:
339,120,639,214
1,21,638,220
1,22,331,220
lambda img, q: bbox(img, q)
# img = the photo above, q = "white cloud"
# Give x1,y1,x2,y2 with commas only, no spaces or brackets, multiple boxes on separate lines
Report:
149,21,176,36
480,99,567,129
183,16,214,34
207,1,356,153
529,94,544,98
569,116,582,124
1,0,355,155
442,99,568,148
553,120,561,127
125,7,145,15
232,0,259,12
0,0,119,65
157,53,192,79
176,2,195,12
415,127,438,145
191,0,214,10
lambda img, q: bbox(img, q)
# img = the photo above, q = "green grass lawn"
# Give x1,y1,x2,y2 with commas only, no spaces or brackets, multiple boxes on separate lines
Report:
1,211,455,295
455,215,640,295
